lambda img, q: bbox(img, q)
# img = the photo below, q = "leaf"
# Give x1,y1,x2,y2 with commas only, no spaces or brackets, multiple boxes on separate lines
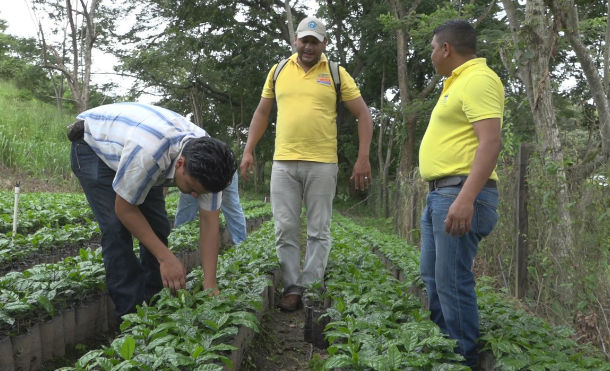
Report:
111,360,136,371
145,334,174,350
37,294,54,316
74,349,105,369
3,302,31,313
216,313,230,328
208,343,238,352
386,344,402,368
324,354,353,369
193,364,223,371
0,311,15,326
120,336,136,360
191,344,204,359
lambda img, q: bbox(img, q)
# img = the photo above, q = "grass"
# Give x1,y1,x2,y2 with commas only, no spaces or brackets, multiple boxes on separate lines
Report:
0,80,76,187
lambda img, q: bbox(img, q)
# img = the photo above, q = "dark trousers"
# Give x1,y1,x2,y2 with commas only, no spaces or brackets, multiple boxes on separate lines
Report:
70,139,168,320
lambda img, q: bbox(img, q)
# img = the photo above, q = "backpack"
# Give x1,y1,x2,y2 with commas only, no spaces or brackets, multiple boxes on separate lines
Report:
272,58,342,122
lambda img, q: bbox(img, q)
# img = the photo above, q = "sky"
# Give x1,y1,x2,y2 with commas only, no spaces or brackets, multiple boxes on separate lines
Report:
0,0,149,102
0,1,320,103
0,1,37,38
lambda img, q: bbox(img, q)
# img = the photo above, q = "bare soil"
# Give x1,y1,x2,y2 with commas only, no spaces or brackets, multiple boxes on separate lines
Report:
242,216,330,371
241,292,329,371
0,163,79,193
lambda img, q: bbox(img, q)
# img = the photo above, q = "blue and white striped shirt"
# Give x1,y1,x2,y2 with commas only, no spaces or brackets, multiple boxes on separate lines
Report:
77,102,221,210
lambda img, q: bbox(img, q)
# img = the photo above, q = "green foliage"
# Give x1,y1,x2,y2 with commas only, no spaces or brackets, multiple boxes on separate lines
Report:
478,281,610,371
322,215,465,370
62,220,279,371
0,81,77,186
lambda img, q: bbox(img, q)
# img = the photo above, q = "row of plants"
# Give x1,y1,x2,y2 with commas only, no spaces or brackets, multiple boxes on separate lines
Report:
1,190,266,237
320,217,465,370
477,281,610,371
0,192,270,274
1,197,273,371
334,214,610,371
0,191,94,234
61,220,279,371
163,191,267,221
0,248,106,336
0,223,100,269
0,201,273,336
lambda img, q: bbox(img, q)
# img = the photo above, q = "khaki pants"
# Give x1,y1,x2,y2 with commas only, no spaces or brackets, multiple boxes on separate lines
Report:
270,160,337,295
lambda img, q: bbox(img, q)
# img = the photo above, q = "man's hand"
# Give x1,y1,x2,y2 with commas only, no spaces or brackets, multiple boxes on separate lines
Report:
159,253,186,293
240,152,254,182
202,282,220,296
344,97,373,192
114,194,187,293
350,156,372,191
445,196,474,237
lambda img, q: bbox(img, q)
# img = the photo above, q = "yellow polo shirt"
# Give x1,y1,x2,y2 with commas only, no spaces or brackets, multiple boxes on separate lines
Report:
419,58,504,181
261,53,361,163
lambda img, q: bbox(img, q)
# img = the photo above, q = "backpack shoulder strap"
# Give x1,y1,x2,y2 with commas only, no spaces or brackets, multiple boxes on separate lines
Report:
328,61,342,113
328,61,341,97
272,58,290,94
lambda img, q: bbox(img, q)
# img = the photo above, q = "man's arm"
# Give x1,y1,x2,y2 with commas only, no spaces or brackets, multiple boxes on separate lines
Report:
199,207,221,293
114,195,186,291
445,118,502,236
240,97,273,182
343,96,373,191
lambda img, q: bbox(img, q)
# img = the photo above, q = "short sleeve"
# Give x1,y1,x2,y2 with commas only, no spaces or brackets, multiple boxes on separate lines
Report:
113,143,163,205
338,67,362,102
462,74,504,123
197,191,222,211
261,65,278,99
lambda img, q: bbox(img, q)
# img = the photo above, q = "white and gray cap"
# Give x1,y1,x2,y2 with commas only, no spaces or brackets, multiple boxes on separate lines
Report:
296,16,326,42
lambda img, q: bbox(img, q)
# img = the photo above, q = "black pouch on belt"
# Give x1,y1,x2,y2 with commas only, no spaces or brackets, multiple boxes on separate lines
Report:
66,120,85,142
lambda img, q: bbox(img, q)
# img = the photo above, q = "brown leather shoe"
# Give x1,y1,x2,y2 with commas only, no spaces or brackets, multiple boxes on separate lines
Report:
278,294,302,312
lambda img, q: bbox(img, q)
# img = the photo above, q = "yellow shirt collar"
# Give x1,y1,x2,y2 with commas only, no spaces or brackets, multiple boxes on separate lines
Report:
450,57,487,77
289,52,329,69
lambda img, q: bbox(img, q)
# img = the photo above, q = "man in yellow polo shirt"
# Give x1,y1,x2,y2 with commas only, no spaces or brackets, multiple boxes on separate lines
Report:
240,16,373,312
419,20,503,368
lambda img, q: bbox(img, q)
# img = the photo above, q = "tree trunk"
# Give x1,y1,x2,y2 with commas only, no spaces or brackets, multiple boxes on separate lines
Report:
553,0,610,160
37,0,99,113
189,87,204,126
377,67,387,215
388,0,411,238
284,0,296,53
502,0,574,261
376,66,395,217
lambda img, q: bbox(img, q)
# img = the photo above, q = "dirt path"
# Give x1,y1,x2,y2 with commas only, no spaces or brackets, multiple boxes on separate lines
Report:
241,292,328,371
242,215,329,371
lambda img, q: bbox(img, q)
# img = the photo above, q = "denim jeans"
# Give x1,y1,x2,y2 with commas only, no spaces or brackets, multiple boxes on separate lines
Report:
70,139,168,320
420,186,499,367
174,171,247,244
270,161,337,295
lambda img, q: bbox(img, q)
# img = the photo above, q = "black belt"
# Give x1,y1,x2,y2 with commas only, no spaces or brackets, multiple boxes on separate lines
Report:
429,175,496,191
67,120,85,142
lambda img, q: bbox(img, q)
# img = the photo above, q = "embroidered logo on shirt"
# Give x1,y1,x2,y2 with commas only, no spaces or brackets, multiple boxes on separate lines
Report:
317,74,332,86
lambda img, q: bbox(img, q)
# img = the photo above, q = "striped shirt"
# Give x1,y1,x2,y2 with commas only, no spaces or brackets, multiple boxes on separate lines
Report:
77,102,221,210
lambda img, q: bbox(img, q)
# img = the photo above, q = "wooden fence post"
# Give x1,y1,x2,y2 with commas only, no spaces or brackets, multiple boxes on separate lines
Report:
515,143,531,298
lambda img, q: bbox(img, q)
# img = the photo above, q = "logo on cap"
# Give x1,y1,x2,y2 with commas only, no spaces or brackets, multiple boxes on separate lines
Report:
308,21,317,29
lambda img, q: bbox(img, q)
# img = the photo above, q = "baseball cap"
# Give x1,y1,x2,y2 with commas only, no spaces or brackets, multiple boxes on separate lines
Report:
296,16,326,42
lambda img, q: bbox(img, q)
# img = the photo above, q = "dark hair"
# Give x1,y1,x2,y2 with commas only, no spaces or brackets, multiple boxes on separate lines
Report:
433,19,476,56
182,137,237,193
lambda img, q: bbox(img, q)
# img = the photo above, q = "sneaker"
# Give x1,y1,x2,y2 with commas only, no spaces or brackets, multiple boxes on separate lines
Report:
278,294,302,312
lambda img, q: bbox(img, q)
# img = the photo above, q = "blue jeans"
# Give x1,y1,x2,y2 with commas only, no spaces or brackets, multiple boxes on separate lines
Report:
70,139,167,320
420,186,499,367
174,171,247,244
